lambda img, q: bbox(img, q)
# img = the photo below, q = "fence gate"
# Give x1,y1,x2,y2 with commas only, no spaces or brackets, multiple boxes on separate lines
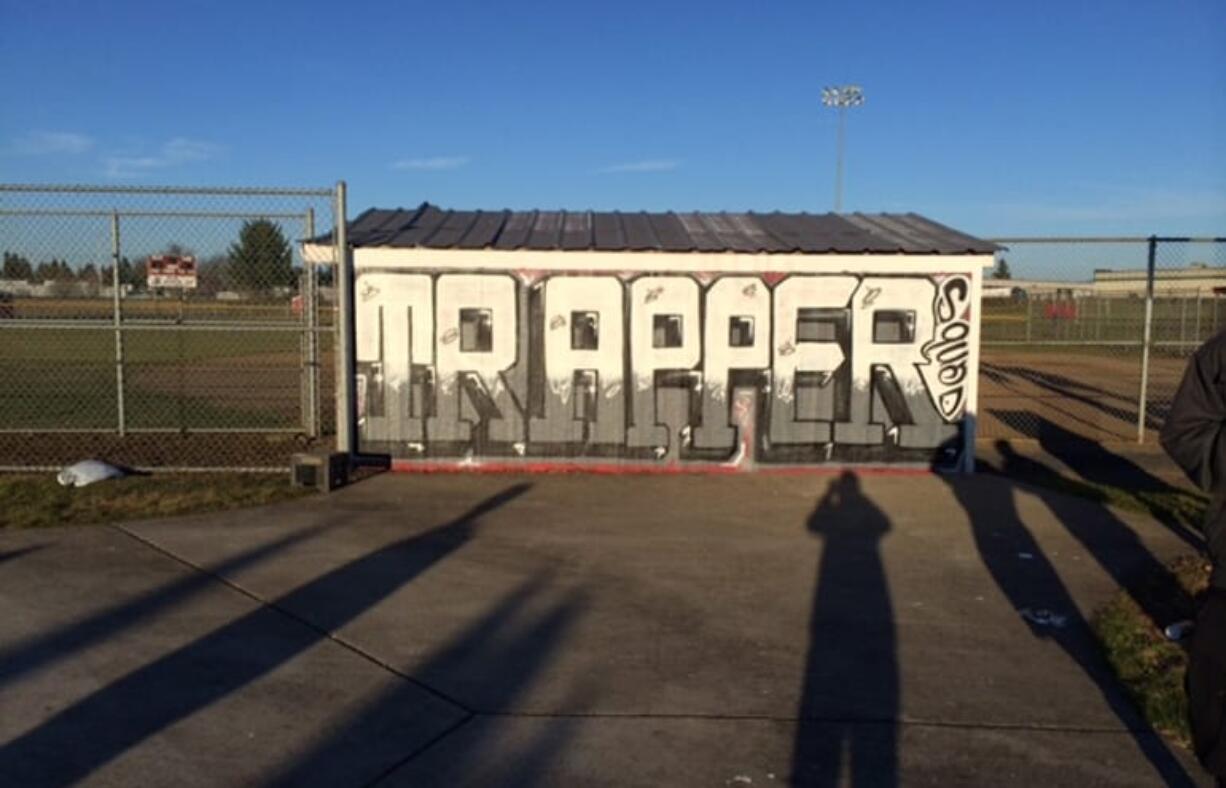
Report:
0,184,341,471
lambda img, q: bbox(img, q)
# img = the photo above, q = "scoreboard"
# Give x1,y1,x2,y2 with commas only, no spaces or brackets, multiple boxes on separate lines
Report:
147,255,198,289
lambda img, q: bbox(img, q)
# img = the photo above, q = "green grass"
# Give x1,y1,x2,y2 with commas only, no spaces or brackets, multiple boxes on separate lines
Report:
0,328,331,430
1092,555,1209,748
0,472,312,529
996,457,1210,749
981,296,1226,345
1003,466,1208,543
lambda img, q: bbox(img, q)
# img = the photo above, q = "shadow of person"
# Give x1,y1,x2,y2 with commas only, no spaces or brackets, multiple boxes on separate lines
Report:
790,471,898,787
938,470,1196,786
0,483,532,788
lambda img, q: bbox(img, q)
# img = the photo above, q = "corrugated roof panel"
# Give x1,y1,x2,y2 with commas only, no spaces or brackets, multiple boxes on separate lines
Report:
560,211,593,250
328,203,993,255
818,214,901,252
897,213,997,253
621,212,661,251
527,211,564,250
757,214,840,253
386,204,448,247
752,214,807,252
845,214,939,253
592,212,627,250
729,214,789,252
494,210,536,249
648,212,696,252
348,208,394,237
676,213,724,252
697,213,755,252
423,210,481,249
457,210,507,249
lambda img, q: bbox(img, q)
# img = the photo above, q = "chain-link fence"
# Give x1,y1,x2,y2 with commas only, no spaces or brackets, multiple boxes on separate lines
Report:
0,184,340,470
980,236,1226,448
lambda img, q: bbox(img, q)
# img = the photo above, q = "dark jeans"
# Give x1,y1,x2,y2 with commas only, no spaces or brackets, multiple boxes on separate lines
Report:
1189,588,1226,777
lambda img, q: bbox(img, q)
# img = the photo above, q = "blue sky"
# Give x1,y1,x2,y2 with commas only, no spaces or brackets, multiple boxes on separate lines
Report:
1,0,1223,239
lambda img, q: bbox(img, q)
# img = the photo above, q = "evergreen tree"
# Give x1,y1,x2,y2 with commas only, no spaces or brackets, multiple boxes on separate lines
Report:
227,219,293,294
2,252,34,281
992,258,1013,280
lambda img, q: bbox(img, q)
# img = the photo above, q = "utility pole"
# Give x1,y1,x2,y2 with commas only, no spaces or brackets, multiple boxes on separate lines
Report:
822,85,865,213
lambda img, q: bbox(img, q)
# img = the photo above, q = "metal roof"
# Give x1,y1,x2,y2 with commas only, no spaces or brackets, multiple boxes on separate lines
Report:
320,203,996,255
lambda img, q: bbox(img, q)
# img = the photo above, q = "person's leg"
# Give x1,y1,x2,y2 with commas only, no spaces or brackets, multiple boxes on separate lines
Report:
1188,588,1226,779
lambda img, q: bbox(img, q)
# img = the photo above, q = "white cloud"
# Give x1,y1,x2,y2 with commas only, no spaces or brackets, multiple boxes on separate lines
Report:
595,159,681,174
103,137,223,178
5,131,94,156
391,155,471,171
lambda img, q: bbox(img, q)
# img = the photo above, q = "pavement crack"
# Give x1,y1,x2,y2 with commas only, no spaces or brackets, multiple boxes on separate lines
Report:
362,712,476,788
109,523,473,716
475,709,1167,736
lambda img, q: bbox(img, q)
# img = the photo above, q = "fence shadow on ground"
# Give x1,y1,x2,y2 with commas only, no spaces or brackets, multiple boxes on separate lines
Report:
269,574,589,787
981,362,1170,437
0,544,45,566
791,471,899,786
987,410,1205,551
0,523,330,691
939,466,1197,787
0,483,532,788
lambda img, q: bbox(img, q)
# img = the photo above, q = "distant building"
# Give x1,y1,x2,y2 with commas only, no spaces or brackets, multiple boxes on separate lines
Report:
1093,264,1226,296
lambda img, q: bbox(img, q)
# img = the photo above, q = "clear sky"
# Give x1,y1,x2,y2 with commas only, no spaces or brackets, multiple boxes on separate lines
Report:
1,0,1223,239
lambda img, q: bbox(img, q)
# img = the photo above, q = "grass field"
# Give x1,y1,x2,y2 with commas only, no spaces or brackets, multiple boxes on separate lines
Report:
0,293,1214,467
0,472,311,529
8,295,336,325
982,295,1226,345
0,327,328,431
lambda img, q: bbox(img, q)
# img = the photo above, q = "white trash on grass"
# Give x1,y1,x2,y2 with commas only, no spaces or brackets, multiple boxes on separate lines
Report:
56,460,126,488
1164,620,1195,641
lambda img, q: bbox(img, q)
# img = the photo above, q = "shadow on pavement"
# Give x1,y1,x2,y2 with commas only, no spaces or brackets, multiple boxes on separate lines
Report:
0,544,46,566
990,411,1205,551
0,523,330,690
791,471,899,786
940,468,1196,786
986,425,1192,628
269,574,588,787
982,363,1170,429
0,483,532,788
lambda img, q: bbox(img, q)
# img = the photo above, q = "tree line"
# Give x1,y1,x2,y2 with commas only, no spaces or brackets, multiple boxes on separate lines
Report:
1,219,326,295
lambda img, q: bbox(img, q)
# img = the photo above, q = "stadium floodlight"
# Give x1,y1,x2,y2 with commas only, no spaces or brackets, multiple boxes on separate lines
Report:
821,84,865,212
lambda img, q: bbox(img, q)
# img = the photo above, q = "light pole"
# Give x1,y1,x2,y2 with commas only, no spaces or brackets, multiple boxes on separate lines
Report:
821,84,864,213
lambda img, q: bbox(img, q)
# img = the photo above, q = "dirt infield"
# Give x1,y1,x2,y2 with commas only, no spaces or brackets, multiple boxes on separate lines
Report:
979,345,1190,444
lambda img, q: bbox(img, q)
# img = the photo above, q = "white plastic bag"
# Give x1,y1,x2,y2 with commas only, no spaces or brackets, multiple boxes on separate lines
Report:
56,460,126,488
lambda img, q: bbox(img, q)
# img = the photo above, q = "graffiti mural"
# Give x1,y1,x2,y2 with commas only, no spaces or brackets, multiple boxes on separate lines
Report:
355,270,976,468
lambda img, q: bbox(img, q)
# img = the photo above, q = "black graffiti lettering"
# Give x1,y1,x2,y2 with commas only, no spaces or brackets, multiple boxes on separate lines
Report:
922,276,972,422
355,271,976,463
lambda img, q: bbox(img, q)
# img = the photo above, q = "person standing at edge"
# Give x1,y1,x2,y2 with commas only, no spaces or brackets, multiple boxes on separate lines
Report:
1161,333,1226,785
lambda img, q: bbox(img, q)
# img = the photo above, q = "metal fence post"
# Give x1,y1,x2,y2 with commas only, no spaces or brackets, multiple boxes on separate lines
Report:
334,181,356,458
302,207,319,438
1196,290,1203,343
1137,235,1157,443
110,210,126,436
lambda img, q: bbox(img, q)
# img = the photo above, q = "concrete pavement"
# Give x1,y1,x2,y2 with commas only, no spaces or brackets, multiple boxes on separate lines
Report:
0,468,1210,786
